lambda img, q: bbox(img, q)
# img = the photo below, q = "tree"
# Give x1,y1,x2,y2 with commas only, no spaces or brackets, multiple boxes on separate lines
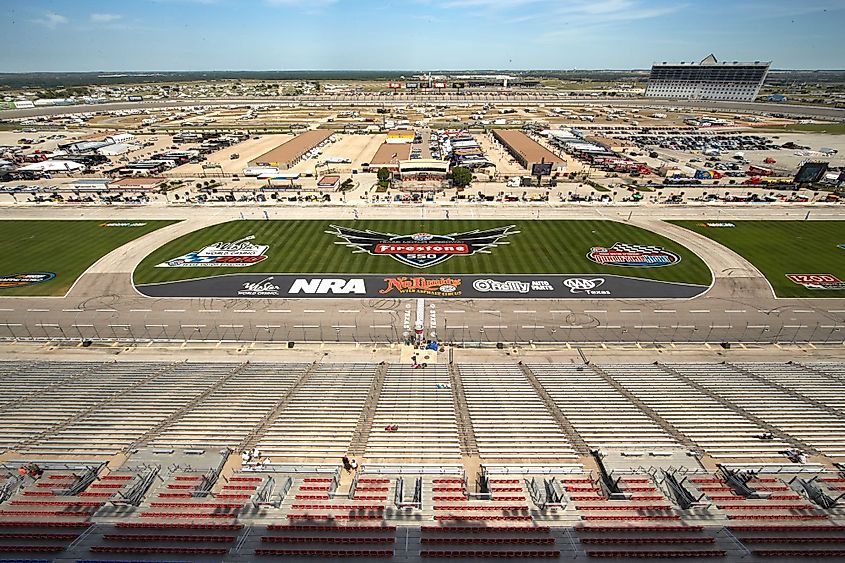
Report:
377,167,390,188
450,166,473,189
340,178,355,192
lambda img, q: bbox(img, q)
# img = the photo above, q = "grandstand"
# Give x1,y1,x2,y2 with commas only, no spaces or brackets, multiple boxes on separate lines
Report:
0,359,844,561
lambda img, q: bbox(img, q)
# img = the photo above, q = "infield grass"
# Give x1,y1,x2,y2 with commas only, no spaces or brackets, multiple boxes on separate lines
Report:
134,220,712,286
671,220,845,298
0,220,177,296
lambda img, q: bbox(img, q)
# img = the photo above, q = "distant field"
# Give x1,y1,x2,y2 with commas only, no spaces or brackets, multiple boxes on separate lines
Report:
134,219,712,286
671,221,845,298
757,123,845,135
0,220,176,296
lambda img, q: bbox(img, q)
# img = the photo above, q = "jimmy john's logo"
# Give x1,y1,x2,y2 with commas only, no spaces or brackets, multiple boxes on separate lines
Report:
156,236,269,268
328,224,518,268
588,242,680,268
380,277,462,296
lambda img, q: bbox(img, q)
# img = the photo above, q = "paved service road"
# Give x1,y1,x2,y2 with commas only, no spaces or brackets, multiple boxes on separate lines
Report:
0,205,843,346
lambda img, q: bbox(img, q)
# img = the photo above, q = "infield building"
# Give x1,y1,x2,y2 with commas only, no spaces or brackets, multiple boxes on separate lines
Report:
645,54,770,102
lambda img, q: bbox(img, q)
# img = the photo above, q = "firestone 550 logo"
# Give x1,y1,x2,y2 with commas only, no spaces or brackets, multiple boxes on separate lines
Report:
156,236,269,268
327,224,518,269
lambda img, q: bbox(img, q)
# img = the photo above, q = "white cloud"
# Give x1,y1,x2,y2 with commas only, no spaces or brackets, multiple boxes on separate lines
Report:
32,12,69,29
90,13,123,23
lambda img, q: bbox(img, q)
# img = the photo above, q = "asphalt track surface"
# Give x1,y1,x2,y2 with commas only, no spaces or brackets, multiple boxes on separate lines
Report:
0,204,843,346
3,96,845,120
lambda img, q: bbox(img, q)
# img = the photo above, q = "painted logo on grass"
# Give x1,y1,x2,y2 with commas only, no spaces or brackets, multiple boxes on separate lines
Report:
786,274,845,291
0,272,56,288
156,235,269,268
587,242,681,268
328,224,518,268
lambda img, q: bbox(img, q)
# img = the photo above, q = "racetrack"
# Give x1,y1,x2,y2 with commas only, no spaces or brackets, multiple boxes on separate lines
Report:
0,205,842,346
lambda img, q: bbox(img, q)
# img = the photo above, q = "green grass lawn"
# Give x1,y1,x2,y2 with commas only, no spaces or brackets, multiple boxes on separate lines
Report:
0,220,177,296
134,220,712,286
671,220,845,298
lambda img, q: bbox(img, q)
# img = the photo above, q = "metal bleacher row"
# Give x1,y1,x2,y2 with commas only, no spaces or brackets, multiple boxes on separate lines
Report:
0,360,844,464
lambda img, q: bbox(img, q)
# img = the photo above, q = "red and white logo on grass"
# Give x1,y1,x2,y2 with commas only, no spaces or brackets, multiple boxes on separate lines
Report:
328,224,518,268
156,235,269,268
786,274,845,290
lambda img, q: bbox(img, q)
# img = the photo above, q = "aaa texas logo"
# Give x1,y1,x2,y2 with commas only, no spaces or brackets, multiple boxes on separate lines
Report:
328,224,518,269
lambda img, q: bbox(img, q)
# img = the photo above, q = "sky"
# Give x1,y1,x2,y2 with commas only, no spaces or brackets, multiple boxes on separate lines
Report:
1,0,844,72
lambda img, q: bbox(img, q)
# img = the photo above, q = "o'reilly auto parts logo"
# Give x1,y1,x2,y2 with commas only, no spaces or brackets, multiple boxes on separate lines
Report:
472,279,553,294
0,272,56,288
563,277,610,295
328,224,518,268
156,236,269,268
588,242,680,268
238,277,280,296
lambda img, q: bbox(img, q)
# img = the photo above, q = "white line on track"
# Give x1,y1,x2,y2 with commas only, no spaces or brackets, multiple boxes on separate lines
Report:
27,309,49,312
233,310,255,314
634,325,659,329
690,310,710,313
181,324,206,328
521,325,544,329
304,309,325,313
724,310,746,313
828,310,845,314
145,324,167,328
513,310,536,314
482,325,508,329
710,325,732,329
654,309,676,313
268,309,290,313
255,324,280,329
0,308,14,312
561,325,584,329
219,324,243,329
446,325,469,329
620,309,640,313
108,324,130,328
96,309,117,313
747,325,770,329
129,309,151,313
332,325,356,329
549,310,571,314
72,324,94,327
293,325,319,329
783,325,808,328
62,309,83,312
370,325,391,329
36,323,59,327
596,325,621,329
584,310,606,314
164,309,185,313
792,309,814,313
821,325,845,329
671,325,696,329
0,323,22,327
198,309,220,313
479,310,501,314
338,310,359,313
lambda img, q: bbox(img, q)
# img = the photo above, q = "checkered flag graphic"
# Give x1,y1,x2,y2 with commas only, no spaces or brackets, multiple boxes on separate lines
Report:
609,243,664,253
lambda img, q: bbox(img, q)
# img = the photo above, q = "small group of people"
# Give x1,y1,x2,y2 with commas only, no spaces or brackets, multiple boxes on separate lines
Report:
410,355,428,369
18,463,43,479
241,448,271,468
384,424,399,432
341,455,358,472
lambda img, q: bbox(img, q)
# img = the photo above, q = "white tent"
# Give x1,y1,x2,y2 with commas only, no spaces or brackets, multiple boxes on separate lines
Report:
98,143,138,156
18,160,84,172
